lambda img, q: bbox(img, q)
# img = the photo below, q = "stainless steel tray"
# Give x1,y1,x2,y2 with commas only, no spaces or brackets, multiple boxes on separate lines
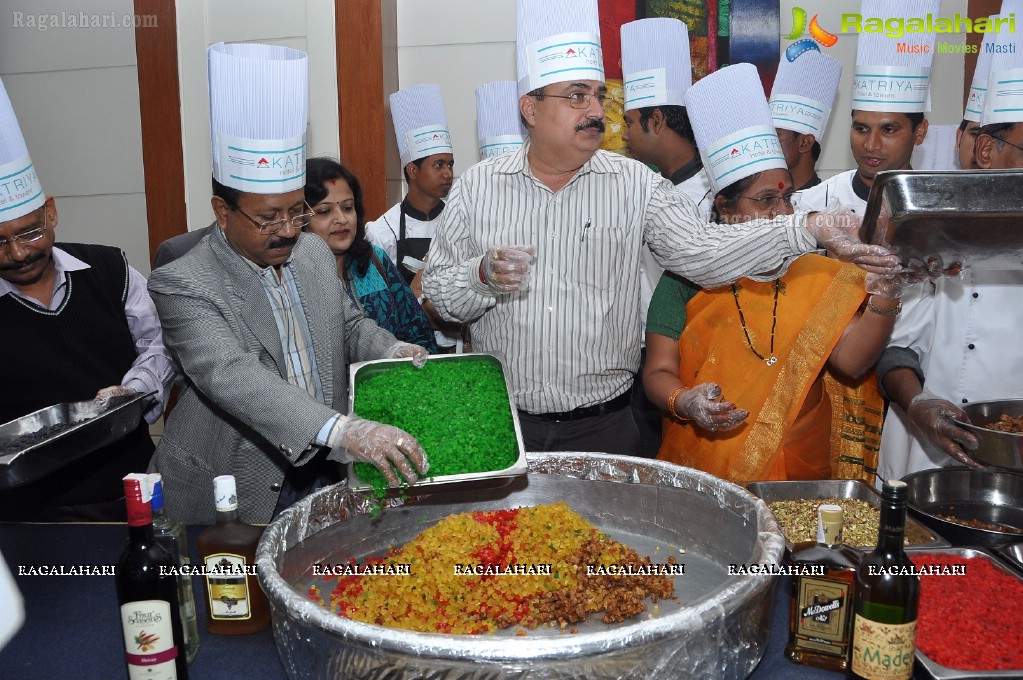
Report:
912,547,1023,680
347,353,527,494
860,169,1023,270
995,542,1023,576
747,479,947,551
0,392,151,489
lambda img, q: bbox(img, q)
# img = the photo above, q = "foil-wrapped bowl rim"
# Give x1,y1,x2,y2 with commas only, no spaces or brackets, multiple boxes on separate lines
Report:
256,452,786,661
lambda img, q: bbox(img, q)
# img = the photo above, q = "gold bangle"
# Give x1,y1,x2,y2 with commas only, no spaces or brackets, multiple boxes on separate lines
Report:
867,297,902,317
667,385,690,421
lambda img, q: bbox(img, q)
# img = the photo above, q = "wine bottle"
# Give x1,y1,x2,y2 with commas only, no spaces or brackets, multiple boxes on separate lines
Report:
849,480,920,680
196,475,270,634
786,504,860,670
148,474,201,663
116,473,189,680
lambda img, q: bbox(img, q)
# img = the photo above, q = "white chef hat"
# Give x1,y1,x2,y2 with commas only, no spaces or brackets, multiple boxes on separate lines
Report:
620,18,692,111
910,123,959,170
0,77,45,222
208,43,308,194
852,0,938,113
476,81,526,160
516,0,603,97
390,84,452,167
964,16,1002,122
982,0,1023,125
686,63,787,195
770,52,843,138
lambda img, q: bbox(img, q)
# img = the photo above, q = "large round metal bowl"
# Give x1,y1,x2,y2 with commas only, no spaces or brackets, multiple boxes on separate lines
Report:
256,452,785,680
956,399,1023,470
902,466,1023,547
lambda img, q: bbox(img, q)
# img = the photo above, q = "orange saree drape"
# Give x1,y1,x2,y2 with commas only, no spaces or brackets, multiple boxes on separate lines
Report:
657,255,882,485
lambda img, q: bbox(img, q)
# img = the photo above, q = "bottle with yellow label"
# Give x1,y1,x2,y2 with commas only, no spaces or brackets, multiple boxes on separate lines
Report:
849,480,919,679
197,475,270,634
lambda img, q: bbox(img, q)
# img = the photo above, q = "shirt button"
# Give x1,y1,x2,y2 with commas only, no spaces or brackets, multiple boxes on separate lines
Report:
270,482,281,491
972,292,979,298
968,344,975,350
962,398,969,404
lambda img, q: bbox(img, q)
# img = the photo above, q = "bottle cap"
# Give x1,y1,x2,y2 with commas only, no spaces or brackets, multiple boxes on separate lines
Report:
122,473,152,527
818,504,844,544
213,475,238,512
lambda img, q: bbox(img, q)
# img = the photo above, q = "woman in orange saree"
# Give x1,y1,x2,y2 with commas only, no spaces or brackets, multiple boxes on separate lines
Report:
644,168,902,485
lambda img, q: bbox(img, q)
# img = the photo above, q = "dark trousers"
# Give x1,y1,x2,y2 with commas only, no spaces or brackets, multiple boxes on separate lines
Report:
518,406,641,456
631,349,664,458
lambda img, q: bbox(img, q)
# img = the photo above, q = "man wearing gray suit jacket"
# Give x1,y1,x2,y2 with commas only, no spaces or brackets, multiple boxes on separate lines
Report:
148,179,429,524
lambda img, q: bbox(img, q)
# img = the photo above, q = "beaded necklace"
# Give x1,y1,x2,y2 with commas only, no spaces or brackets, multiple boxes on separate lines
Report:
731,280,780,367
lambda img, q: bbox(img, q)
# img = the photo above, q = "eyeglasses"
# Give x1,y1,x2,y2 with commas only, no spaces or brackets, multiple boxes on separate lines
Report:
738,194,795,211
992,135,1023,155
0,214,47,251
540,92,614,111
235,203,314,235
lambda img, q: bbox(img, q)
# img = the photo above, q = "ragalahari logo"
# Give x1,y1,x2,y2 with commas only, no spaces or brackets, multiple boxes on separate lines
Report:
784,7,839,62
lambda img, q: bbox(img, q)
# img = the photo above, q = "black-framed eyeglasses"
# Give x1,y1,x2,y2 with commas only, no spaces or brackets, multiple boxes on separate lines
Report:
539,92,614,111
738,194,795,211
235,203,314,235
992,135,1023,154
0,212,47,251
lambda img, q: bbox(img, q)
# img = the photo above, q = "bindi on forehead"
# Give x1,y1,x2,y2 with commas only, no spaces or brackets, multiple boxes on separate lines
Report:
778,182,785,190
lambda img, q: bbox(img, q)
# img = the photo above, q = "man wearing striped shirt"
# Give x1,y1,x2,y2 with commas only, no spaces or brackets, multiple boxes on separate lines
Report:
422,80,897,456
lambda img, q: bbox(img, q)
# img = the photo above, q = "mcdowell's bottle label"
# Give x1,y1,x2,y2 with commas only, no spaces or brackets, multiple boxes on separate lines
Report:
204,553,251,620
794,576,850,656
850,614,916,679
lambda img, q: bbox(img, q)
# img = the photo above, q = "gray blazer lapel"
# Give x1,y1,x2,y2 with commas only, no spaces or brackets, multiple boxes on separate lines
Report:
209,228,287,378
292,246,333,405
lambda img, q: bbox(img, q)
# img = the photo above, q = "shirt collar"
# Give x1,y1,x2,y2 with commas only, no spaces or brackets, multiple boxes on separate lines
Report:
851,172,872,203
400,196,445,221
502,140,620,178
797,173,822,191
669,157,705,186
217,220,296,277
0,245,89,299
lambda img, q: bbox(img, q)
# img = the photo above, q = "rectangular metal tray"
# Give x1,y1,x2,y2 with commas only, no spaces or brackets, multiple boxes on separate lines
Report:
0,392,151,490
995,541,1023,577
912,547,1023,680
860,169,1023,270
346,353,527,494
747,479,947,551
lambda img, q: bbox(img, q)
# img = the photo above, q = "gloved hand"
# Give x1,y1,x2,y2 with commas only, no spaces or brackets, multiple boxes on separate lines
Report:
864,270,925,300
479,245,536,293
906,390,983,468
806,210,899,276
386,341,428,368
672,383,748,432
327,415,429,486
94,385,137,408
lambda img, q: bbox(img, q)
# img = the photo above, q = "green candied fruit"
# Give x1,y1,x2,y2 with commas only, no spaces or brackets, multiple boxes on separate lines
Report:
352,359,519,495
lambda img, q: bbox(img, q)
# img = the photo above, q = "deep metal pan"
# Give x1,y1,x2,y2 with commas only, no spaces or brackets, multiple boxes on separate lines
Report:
859,169,1023,270
0,391,152,489
955,399,1023,470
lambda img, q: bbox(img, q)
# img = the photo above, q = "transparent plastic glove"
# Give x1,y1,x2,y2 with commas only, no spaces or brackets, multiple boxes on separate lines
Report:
864,270,925,300
806,209,899,275
905,254,963,280
327,415,429,486
385,341,428,368
479,245,536,293
673,383,749,432
906,390,983,468
94,385,137,408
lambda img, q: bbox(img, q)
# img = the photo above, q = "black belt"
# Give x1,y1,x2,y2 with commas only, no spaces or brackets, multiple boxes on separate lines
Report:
521,390,631,422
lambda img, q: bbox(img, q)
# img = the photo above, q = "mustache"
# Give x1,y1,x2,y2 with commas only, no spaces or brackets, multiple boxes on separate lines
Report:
0,249,45,271
267,235,299,249
576,119,606,133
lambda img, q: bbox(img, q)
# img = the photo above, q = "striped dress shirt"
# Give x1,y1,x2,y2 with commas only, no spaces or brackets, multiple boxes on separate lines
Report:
423,144,818,415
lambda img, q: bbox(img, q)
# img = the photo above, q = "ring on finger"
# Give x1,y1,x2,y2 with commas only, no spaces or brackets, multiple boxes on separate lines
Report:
396,437,405,449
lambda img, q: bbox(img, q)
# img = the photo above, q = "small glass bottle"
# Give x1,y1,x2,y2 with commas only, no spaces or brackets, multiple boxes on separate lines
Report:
849,480,920,680
196,475,270,634
116,473,189,679
148,474,201,663
786,504,860,670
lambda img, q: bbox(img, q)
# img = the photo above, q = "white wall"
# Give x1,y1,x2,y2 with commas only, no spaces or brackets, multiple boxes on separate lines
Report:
0,0,150,272
176,0,339,233
394,0,969,183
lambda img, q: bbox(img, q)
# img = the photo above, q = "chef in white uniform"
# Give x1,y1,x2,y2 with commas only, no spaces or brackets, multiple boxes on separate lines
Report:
366,84,454,282
798,0,935,216
769,51,842,198
876,0,1023,481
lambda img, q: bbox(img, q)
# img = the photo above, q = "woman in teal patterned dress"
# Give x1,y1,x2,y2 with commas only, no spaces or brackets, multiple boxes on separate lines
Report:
304,157,437,352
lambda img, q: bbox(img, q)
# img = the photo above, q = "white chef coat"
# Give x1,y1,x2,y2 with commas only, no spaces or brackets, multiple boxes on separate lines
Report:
793,169,867,215
365,201,439,265
639,168,714,323
878,269,1023,481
